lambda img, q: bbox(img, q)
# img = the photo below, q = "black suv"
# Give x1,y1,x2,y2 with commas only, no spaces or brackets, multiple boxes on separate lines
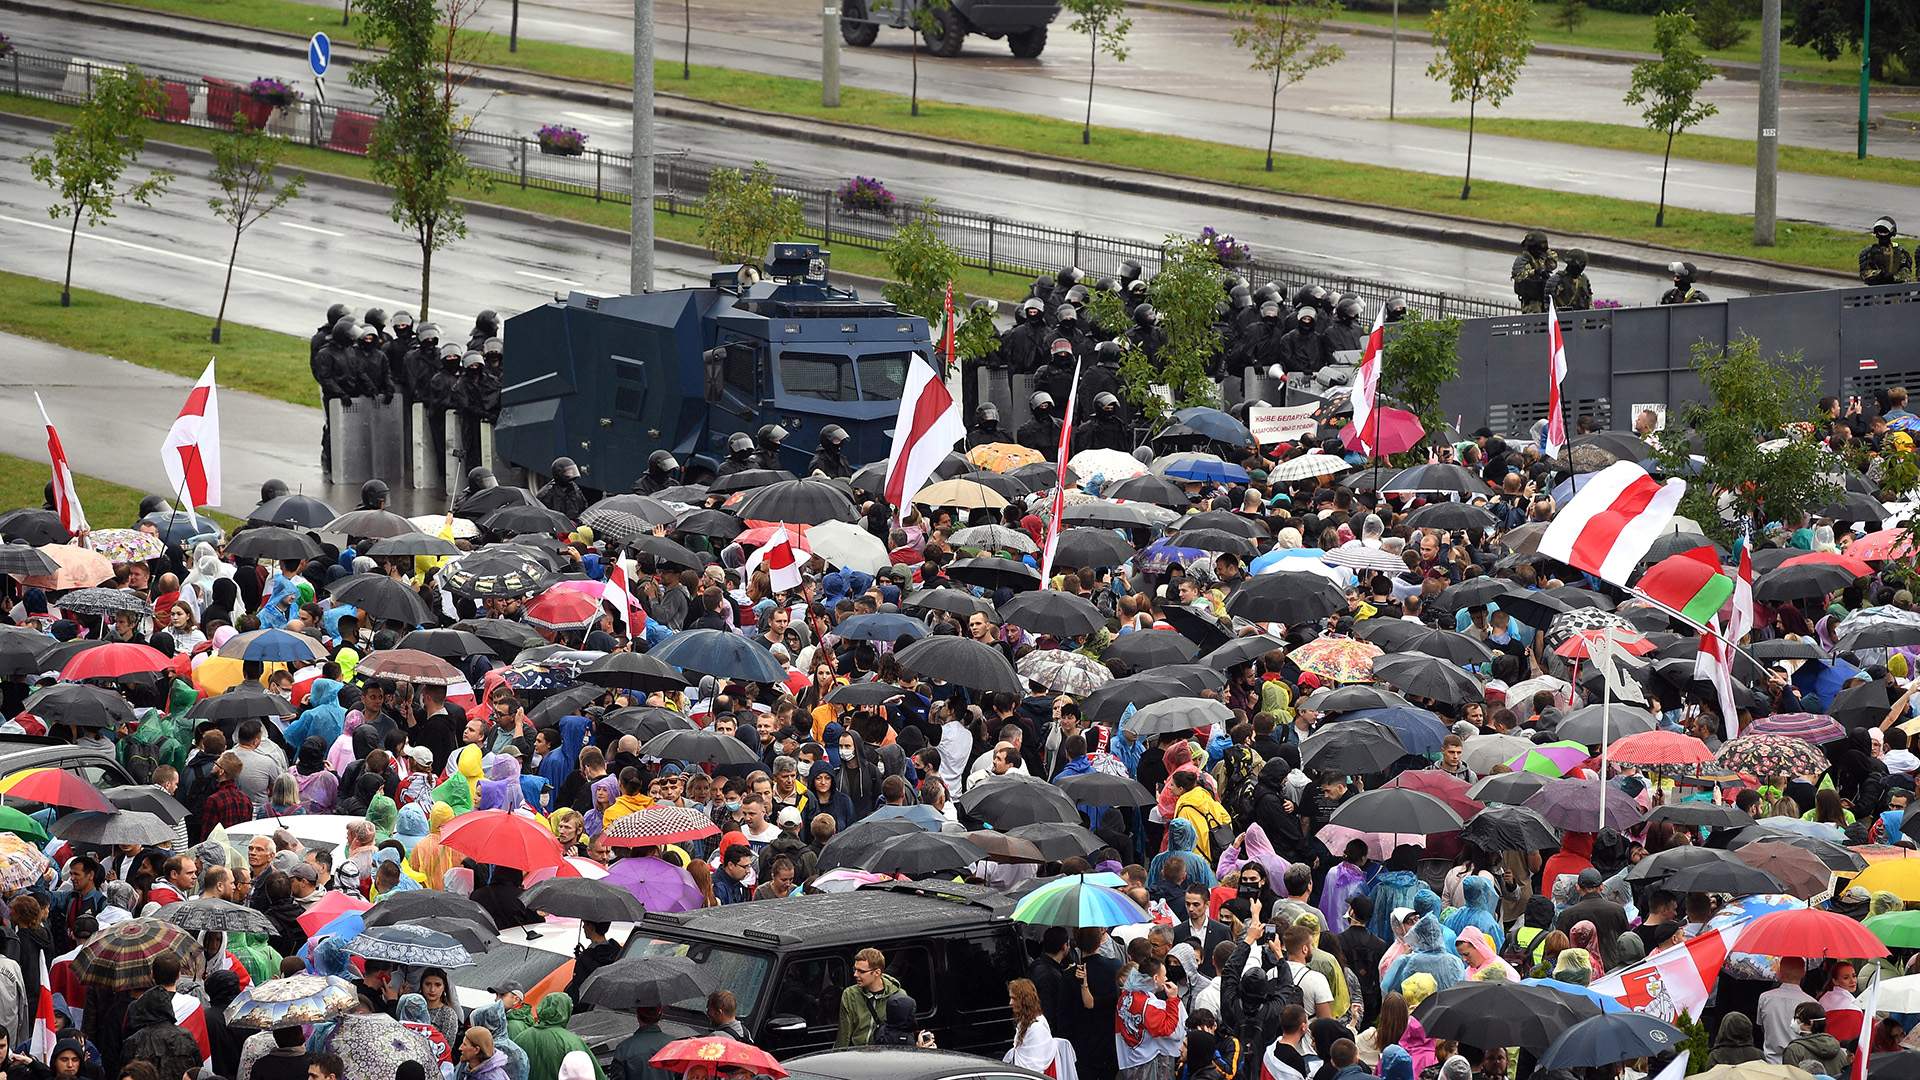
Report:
0,736,132,795
617,880,1029,1056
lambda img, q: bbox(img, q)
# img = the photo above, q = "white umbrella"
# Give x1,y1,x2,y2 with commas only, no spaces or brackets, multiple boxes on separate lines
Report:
408,514,479,539
1325,543,1408,574
1503,675,1571,707
1461,733,1537,775
1268,454,1350,482
1872,974,1920,1014
1067,449,1148,484
803,520,889,575
1259,555,1350,588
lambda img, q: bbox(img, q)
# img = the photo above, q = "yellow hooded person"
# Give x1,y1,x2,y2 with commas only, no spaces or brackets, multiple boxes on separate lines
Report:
406,801,461,889
432,744,483,815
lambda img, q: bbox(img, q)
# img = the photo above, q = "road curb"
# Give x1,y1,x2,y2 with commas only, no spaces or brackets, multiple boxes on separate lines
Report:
3,0,1860,295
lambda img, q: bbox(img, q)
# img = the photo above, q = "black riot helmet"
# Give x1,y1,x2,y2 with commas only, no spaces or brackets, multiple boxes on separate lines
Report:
467,467,498,490
1335,297,1364,323
138,495,170,517
1874,216,1898,240
359,479,390,508
757,424,789,454
1094,391,1120,413
1294,285,1329,312
1095,276,1119,295
1253,283,1282,306
1385,297,1410,322
330,315,357,345
1259,300,1282,320
1094,340,1124,364
1221,274,1248,295
1562,248,1589,275
728,432,755,457
1117,259,1144,286
474,309,500,336
550,457,581,482
1056,266,1084,290
820,424,849,448
647,450,679,475
1056,305,1078,326
1523,230,1550,257
1031,276,1052,299
324,302,351,326
1064,284,1090,307
1134,304,1161,329
1668,260,1697,285
363,308,388,333
1230,285,1253,310
976,404,1001,427
1030,391,1054,414
259,478,289,503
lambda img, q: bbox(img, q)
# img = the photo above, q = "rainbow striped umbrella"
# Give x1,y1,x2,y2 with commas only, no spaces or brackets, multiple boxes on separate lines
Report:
1505,741,1592,778
1011,874,1149,928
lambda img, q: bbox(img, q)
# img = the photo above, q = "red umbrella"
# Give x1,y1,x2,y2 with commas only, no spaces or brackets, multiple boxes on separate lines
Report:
441,810,564,872
297,890,372,936
357,648,464,687
61,642,170,682
1554,626,1654,660
0,768,114,812
1783,551,1874,578
1607,730,1713,766
1339,407,1426,457
1848,528,1914,562
651,1037,787,1079
1738,908,1888,959
523,591,602,632
1382,770,1483,821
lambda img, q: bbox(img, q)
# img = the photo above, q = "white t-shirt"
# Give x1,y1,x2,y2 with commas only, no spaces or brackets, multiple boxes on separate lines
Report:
1286,960,1333,1015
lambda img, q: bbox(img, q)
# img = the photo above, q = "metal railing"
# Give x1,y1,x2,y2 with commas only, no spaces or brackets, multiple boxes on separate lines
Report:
4,43,1516,318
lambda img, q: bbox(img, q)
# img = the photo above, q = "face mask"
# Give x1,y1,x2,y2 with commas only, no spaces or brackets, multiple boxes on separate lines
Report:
723,800,742,813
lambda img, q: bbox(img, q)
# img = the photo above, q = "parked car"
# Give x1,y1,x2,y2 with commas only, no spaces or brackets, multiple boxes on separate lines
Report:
785,1047,1049,1080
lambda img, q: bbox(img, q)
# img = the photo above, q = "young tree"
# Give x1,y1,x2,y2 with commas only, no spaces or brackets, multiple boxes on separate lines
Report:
697,162,805,265
1426,0,1533,199
349,0,485,320
874,0,955,116
1554,0,1585,33
1062,0,1132,145
1118,237,1220,421
1379,311,1461,453
29,66,172,308
1231,0,1346,172
881,206,962,327
1692,0,1750,50
1626,11,1719,227
206,123,307,344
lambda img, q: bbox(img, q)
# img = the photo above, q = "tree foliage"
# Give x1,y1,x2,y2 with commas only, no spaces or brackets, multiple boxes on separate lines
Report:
954,300,1003,363
30,65,172,307
1118,238,1220,422
1785,0,1919,84
881,207,963,338
1426,0,1532,199
1379,311,1461,447
1555,0,1586,33
349,0,484,320
1653,334,1840,545
207,122,306,344
1692,0,1751,50
1063,0,1132,144
697,162,805,265
1626,11,1718,227
1231,0,1346,171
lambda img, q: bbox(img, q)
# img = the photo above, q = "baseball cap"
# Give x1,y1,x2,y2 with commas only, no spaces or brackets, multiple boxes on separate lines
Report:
289,863,319,884
490,979,526,996
1577,867,1603,888
408,745,433,767
777,807,803,828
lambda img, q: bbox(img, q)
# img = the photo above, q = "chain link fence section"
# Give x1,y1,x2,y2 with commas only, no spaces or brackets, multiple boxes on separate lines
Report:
9,43,1515,318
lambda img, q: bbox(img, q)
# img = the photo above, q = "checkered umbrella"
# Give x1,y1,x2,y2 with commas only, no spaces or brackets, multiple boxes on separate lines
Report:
604,805,722,848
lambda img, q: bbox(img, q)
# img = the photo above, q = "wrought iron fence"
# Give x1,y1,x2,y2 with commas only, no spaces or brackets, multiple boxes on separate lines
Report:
6,43,1515,318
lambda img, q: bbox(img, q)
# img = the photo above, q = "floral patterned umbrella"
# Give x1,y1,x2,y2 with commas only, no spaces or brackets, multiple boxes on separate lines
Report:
344,924,473,968
1714,733,1830,780
0,833,47,891
1290,637,1382,684
316,1012,437,1080
86,529,167,563
966,442,1044,473
1015,650,1113,696
226,974,359,1028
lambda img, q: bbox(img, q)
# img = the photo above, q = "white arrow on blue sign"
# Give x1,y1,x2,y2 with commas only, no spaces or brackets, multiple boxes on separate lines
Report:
308,32,331,77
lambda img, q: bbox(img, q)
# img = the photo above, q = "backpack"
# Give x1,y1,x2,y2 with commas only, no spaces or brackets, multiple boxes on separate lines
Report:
1222,746,1261,827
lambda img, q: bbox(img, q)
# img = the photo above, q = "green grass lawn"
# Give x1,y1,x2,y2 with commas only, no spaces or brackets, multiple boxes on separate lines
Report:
1892,111,1920,124
1398,116,1918,189
0,451,243,529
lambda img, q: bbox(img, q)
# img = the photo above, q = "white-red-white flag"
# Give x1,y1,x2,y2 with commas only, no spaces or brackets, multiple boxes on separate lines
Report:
1348,305,1386,455
1537,461,1686,586
1544,298,1569,459
1727,536,1755,647
1589,923,1743,1022
173,991,211,1064
29,953,54,1060
743,527,803,593
883,355,966,525
35,394,89,536
163,358,222,509
1695,620,1742,739
605,560,646,635
1039,358,1084,585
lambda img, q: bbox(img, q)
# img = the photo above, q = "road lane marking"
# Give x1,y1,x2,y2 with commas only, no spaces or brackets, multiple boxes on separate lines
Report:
282,221,346,237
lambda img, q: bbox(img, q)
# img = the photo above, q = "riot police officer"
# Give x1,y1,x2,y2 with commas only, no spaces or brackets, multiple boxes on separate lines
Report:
1037,339,1079,409
427,343,465,418
458,467,498,504
1860,216,1914,286
755,424,789,470
538,457,591,518
1290,285,1331,328
1018,391,1064,460
468,310,500,351
402,323,442,406
1074,392,1130,453
1278,307,1333,375
1124,305,1165,364
1660,261,1709,305
999,298,1049,374
1081,342,1127,414
966,405,1014,449
636,451,681,493
312,302,351,362
1384,297,1411,323
1230,299,1287,372
385,312,416,388
1051,305,1090,358
1548,250,1594,311
357,479,390,511
1123,277,1150,314
807,426,853,478
313,316,358,477
253,479,289,517
1116,259,1144,289
363,307,391,341
1324,297,1368,354
458,349,501,424
716,432,758,477
350,324,396,403
1512,231,1557,314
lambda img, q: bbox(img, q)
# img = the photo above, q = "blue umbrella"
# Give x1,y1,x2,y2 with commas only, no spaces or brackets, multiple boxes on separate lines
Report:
232,629,325,663
834,612,931,643
1536,1010,1685,1069
1170,407,1255,447
1520,978,1629,1014
1249,547,1328,575
1139,540,1206,575
140,510,222,550
1161,456,1250,483
1338,706,1450,755
650,628,786,683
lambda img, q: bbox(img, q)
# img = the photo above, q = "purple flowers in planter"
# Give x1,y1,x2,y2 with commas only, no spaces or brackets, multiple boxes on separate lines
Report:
1593,298,1622,309
837,175,895,213
246,77,299,107
1199,226,1250,265
537,124,588,154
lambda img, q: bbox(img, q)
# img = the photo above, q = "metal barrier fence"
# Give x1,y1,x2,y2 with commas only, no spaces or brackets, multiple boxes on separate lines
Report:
6,43,1516,318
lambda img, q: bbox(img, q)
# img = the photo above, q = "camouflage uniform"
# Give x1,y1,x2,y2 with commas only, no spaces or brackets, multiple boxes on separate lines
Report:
1511,231,1557,314
1859,240,1914,286
1549,249,1593,311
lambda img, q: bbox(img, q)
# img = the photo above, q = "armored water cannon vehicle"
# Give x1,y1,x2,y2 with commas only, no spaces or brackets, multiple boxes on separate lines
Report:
495,244,935,491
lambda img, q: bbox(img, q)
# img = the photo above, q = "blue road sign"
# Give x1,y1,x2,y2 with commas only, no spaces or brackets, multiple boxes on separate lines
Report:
308,32,331,78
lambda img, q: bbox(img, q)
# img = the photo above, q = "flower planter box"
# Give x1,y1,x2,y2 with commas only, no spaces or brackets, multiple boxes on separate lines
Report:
538,139,586,157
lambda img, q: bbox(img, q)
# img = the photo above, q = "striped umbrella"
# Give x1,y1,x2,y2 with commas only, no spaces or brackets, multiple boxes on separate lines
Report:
1745,713,1845,744
0,768,114,812
1011,874,1150,928
74,918,196,990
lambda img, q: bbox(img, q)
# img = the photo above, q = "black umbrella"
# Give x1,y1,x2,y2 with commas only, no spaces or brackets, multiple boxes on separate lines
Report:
957,775,1082,829
0,629,48,678
1467,771,1552,805
1623,845,1739,884
0,544,57,578
1056,772,1153,807
225,527,323,562
903,588,994,618
895,636,1022,694
1008,821,1107,859
1082,674,1188,726
1156,664,1229,693
1728,830,1866,871
450,486,537,523
327,574,434,625
1052,528,1137,568
0,509,70,546
946,557,1042,593
673,509,744,540
52,809,175,846
1545,586,1614,610
625,535,706,570
587,494,680,527
1371,654,1482,705
1301,684,1410,713
525,685,606,726
1300,719,1405,773
363,889,498,932
999,591,1105,638
579,956,708,1011
325,509,419,538
1462,804,1560,851
523,878,649,922
1755,561,1859,603
1010,460,1076,491
481,504,575,535
106,784,189,824
1553,704,1657,747
397,628,492,659
1640,532,1727,567
1495,588,1575,629
186,689,296,722
642,729,762,767
453,618,547,657
23,683,134,729
443,548,551,599
1660,860,1785,895
1537,1011,1687,1071
1177,511,1270,540
34,640,100,674
1403,627,1495,665
245,495,339,529
366,534,460,558
579,652,690,692
1353,619,1427,651
1570,430,1652,461
1817,491,1889,522
1838,622,1920,652
825,681,911,706
1645,803,1756,830
1225,574,1346,624
649,628,786,683
1381,464,1492,497
1413,980,1602,1052
1329,789,1464,833
1103,629,1199,669
1176,529,1258,559
818,818,925,871
1437,576,1514,612
1162,607,1233,656
1064,501,1169,529
1404,502,1497,532
1202,634,1288,671
853,831,988,876
597,706,694,741
1105,474,1192,509
1832,679,1898,728
735,479,858,525
708,469,799,496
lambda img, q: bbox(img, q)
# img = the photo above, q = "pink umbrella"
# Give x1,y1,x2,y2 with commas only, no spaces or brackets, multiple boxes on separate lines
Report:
811,869,897,893
524,857,610,886
1317,823,1430,861
1339,407,1426,457
602,855,704,912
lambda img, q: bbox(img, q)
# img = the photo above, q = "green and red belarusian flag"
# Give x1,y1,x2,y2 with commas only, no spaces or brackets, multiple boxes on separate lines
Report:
1638,546,1733,627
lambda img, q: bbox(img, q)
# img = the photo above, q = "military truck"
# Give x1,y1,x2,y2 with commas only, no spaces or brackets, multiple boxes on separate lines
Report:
840,0,1058,58
495,244,935,491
